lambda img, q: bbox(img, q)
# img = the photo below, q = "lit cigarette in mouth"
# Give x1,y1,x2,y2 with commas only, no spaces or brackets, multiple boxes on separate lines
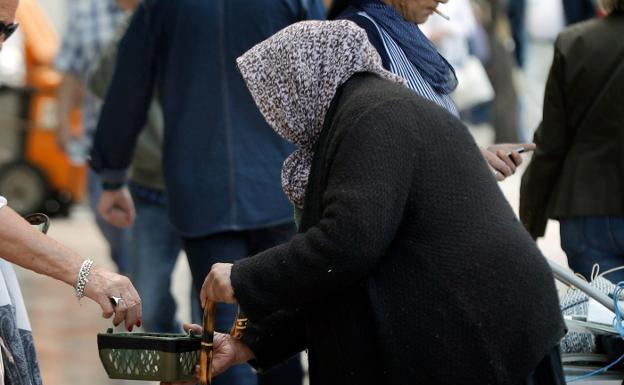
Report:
433,8,450,20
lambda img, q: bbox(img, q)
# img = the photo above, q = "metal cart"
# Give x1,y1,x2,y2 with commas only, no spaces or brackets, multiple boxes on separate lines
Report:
549,260,624,384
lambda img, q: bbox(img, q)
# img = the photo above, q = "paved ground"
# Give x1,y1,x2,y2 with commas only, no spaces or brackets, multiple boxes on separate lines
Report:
13,144,578,385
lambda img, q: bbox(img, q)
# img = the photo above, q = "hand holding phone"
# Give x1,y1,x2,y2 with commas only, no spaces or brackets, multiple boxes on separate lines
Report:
485,143,536,181
506,147,526,157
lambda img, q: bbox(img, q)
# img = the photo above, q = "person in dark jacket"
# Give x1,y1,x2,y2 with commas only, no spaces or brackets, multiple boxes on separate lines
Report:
89,1,191,334
169,20,565,385
520,0,624,282
90,1,325,384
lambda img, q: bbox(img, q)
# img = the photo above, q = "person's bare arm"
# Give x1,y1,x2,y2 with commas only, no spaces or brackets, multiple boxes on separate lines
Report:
0,203,81,283
0,205,142,329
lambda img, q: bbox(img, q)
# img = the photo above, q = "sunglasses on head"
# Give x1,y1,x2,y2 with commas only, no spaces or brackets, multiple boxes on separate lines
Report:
0,22,18,41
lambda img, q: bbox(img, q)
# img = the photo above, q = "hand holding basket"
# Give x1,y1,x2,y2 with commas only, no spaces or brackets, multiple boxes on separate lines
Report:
97,303,247,383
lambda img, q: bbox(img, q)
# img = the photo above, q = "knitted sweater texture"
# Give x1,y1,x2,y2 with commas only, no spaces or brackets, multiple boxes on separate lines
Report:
231,74,564,385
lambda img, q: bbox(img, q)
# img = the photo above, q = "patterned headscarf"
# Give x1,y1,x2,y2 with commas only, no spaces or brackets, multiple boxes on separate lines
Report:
237,20,405,208
349,0,458,94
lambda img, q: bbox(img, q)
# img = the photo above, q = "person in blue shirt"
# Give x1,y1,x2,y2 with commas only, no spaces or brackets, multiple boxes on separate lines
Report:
89,1,325,384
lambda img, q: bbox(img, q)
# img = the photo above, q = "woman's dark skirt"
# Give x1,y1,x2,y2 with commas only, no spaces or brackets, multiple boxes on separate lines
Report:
521,346,566,385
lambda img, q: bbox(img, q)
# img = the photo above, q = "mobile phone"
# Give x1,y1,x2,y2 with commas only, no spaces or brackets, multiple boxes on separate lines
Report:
507,147,526,163
506,147,526,157
506,147,527,167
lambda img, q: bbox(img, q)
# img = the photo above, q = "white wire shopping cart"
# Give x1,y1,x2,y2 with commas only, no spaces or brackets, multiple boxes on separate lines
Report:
549,260,624,384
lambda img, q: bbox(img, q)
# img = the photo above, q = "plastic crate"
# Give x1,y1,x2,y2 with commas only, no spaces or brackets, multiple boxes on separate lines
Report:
97,329,201,382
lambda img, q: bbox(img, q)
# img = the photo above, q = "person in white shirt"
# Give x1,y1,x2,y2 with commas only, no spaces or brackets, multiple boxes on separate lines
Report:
0,2,141,383
0,198,141,384
0,196,141,328
420,0,477,67
523,0,565,139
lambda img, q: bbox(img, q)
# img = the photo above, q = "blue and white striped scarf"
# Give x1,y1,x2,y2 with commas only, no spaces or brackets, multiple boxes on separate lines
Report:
350,0,457,94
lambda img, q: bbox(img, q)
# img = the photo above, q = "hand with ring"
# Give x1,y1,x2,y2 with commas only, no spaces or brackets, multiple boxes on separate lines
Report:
109,296,123,307
83,266,142,331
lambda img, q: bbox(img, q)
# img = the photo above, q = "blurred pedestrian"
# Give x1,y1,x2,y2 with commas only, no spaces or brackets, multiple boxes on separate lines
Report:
420,0,477,69
522,0,565,139
89,0,190,334
172,20,565,385
55,0,130,275
506,0,527,67
90,1,325,384
520,0,624,282
329,0,532,180
474,0,524,143
421,0,493,115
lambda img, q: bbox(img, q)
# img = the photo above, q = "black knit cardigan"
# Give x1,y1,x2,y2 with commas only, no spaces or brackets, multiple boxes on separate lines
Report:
231,73,565,385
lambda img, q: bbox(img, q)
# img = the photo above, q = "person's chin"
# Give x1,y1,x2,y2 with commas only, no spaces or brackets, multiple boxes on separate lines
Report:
412,13,431,24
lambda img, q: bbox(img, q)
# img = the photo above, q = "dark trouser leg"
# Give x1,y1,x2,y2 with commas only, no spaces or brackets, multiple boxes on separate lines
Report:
248,223,303,385
130,196,182,332
560,216,624,283
184,232,257,385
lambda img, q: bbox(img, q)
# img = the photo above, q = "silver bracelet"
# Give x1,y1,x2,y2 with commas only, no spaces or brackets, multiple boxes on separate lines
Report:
75,259,94,300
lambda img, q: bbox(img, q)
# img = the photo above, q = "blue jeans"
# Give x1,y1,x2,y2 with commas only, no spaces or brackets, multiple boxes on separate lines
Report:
131,194,184,332
560,216,624,283
183,222,302,385
87,169,130,274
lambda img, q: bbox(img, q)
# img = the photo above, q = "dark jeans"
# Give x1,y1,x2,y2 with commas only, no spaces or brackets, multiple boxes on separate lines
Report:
520,346,565,385
560,216,624,283
130,194,183,332
184,222,302,385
